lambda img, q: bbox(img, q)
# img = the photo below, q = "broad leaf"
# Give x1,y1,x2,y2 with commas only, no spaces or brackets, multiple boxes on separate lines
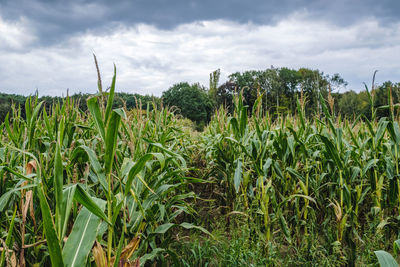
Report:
63,197,106,267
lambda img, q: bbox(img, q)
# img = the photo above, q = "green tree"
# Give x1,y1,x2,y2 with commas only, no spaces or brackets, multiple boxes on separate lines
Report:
162,82,214,125
228,70,262,109
215,81,237,114
337,91,360,117
298,68,330,116
209,69,221,100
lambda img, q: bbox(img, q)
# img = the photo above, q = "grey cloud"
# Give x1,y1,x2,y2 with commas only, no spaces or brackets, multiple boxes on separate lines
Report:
0,17,399,96
0,0,399,96
1,0,400,47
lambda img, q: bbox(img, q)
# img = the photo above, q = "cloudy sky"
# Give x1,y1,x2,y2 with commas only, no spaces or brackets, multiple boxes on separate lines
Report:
0,0,399,96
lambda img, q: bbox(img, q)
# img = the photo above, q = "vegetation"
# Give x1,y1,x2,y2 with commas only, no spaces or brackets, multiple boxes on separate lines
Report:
374,239,400,267
0,69,207,266
2,67,400,125
0,92,159,124
1,64,400,266
161,82,214,129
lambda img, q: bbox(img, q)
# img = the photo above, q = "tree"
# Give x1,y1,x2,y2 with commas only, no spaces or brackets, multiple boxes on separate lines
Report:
209,69,220,100
329,73,348,92
228,70,261,110
162,82,214,124
298,68,330,116
215,81,237,114
278,67,301,112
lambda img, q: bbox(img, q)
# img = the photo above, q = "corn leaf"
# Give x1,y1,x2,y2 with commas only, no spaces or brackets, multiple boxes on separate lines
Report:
234,159,242,193
374,250,398,267
38,185,64,266
73,184,110,224
63,197,106,267
87,97,105,142
104,110,121,175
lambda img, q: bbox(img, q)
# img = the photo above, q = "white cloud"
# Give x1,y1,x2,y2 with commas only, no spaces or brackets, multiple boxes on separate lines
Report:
1,13,400,96
0,16,36,50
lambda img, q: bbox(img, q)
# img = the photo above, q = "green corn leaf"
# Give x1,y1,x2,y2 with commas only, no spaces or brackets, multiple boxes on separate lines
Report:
104,65,116,125
60,185,77,240
0,207,17,267
43,107,53,141
296,98,306,129
154,223,175,234
87,97,106,142
394,239,400,256
228,117,240,138
393,122,400,144
234,159,242,193
29,100,43,126
54,140,64,238
350,167,361,182
278,212,291,243
180,222,214,238
287,167,306,184
4,113,18,146
274,161,284,179
318,134,343,169
74,184,110,224
125,154,153,196
374,250,399,267
113,233,125,267
28,101,44,145
240,106,248,136
113,108,126,119
140,248,165,265
375,119,389,145
0,166,34,182
38,185,64,267
362,159,378,177
283,194,316,205
0,184,37,212
63,197,106,267
152,152,165,170
263,158,273,175
363,115,375,138
111,200,124,225
104,110,121,175
144,141,187,169
25,97,32,123
78,145,108,195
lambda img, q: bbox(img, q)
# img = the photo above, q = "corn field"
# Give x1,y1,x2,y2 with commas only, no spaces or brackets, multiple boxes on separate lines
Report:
1,68,400,266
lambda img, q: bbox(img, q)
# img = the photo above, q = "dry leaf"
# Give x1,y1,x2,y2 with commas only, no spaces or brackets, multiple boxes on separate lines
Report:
26,160,37,174
10,251,17,267
92,241,107,267
110,236,141,267
19,160,37,267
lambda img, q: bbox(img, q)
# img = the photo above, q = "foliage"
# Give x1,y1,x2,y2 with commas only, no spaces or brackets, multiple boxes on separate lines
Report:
0,92,159,124
0,68,206,266
162,82,215,125
3,65,400,266
224,67,336,116
374,240,400,267
197,88,400,266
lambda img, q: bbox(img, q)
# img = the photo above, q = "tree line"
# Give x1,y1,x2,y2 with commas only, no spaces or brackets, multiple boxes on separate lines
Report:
162,67,400,126
1,67,399,126
0,92,159,123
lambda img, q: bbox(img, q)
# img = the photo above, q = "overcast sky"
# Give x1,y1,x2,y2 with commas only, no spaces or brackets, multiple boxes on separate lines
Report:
0,0,399,96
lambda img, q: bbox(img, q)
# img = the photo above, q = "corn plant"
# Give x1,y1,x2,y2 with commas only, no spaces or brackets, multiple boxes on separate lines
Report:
0,65,207,266
201,86,400,265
